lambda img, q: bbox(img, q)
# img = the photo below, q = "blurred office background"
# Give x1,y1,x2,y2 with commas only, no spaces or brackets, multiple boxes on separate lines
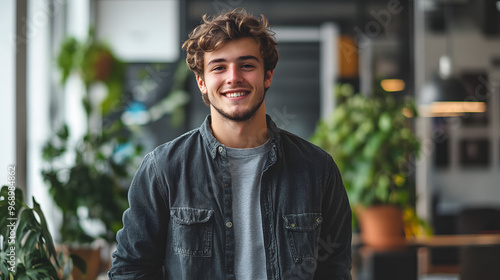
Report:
1,0,500,279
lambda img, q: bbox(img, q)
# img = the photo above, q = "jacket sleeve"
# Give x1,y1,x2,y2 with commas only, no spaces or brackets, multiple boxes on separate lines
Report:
314,155,352,280
108,152,169,280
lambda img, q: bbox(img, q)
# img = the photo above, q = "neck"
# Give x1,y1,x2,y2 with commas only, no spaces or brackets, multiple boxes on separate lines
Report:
210,108,269,149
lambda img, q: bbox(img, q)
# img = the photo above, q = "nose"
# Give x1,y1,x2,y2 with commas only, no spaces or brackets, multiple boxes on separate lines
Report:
227,65,243,85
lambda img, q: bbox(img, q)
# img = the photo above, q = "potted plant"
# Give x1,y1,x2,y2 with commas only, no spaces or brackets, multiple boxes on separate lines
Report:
42,28,191,278
0,186,85,279
41,121,139,278
310,83,428,248
41,29,141,279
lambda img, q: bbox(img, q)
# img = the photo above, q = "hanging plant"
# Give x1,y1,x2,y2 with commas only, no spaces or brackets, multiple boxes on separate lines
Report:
56,27,125,116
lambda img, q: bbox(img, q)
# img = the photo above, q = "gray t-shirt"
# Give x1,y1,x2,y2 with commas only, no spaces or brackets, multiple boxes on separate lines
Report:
227,139,271,280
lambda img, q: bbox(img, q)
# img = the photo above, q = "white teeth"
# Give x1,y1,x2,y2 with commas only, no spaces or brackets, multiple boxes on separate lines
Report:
226,92,246,98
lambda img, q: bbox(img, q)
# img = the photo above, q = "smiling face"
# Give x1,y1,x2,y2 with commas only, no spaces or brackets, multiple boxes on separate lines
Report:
196,37,273,122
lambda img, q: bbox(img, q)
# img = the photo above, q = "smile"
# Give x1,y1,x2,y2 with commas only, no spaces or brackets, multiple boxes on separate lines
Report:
223,91,249,98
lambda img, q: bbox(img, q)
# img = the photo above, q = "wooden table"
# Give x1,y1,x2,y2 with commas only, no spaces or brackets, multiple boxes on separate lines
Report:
354,234,500,276
353,233,500,247
408,234,500,275
409,233,500,247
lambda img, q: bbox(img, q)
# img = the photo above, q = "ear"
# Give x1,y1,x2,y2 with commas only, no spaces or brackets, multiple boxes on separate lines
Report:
264,70,274,88
196,75,207,94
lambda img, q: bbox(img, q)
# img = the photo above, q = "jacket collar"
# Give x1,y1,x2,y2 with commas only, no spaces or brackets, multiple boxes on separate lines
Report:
200,114,282,159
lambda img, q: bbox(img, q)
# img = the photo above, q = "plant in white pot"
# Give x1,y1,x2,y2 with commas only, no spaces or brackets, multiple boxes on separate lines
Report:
310,83,429,248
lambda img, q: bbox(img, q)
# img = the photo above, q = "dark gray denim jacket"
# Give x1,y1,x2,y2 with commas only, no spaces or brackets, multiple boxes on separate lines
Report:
108,115,352,280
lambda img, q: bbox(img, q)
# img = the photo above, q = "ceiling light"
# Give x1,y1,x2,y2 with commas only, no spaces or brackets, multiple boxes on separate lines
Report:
419,2,486,117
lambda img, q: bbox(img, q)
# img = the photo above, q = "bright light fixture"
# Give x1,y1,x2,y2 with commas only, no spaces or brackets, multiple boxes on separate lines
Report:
381,79,406,92
419,101,486,117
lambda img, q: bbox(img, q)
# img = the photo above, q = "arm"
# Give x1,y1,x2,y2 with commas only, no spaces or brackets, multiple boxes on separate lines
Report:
108,153,169,280
315,156,352,280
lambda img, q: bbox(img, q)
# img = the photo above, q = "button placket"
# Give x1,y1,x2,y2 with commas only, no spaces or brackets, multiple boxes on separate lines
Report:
218,155,234,273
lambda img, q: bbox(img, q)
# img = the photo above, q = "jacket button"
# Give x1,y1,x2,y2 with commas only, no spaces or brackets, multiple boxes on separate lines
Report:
226,221,233,228
218,146,224,153
290,223,295,228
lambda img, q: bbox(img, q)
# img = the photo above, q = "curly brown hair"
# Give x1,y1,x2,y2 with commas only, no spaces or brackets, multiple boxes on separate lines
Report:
182,9,279,105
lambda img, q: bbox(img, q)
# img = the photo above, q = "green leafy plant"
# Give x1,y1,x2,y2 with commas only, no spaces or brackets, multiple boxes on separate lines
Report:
46,28,189,247
57,28,125,116
0,186,85,279
42,28,141,245
310,84,421,207
41,122,139,244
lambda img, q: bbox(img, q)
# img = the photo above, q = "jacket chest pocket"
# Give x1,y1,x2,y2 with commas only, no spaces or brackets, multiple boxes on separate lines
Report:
170,207,213,257
283,213,323,263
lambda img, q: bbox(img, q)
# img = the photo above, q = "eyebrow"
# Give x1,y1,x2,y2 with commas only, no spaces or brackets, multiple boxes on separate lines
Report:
207,55,260,66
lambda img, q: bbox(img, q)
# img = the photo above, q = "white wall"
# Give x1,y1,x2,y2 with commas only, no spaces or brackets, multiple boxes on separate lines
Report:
96,0,179,62
25,0,64,238
0,0,16,187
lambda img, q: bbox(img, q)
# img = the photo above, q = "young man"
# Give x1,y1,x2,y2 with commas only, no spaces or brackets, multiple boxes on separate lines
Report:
108,9,352,280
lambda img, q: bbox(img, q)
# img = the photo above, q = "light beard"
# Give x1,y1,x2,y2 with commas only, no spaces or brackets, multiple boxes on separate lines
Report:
209,92,265,122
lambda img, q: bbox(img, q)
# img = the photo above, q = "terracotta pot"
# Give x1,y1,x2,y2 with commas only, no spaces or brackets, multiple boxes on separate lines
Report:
68,246,101,280
356,205,406,249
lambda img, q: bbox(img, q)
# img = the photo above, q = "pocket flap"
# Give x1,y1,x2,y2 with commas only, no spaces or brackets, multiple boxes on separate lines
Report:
283,213,322,231
171,207,213,225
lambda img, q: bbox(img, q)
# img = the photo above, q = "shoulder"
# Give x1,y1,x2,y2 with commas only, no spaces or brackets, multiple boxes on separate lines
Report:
276,129,344,195
148,127,204,164
154,127,201,152
279,130,338,177
278,129,333,160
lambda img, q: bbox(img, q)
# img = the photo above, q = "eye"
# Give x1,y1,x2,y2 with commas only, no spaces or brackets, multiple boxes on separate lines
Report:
211,66,225,72
241,64,255,70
